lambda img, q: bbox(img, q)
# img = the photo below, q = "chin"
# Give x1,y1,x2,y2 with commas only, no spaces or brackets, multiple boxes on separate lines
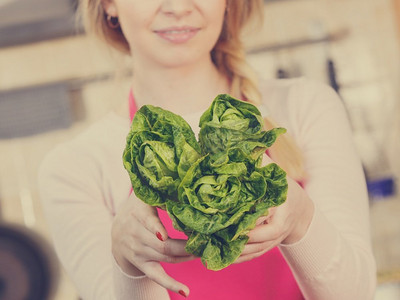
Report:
157,53,207,69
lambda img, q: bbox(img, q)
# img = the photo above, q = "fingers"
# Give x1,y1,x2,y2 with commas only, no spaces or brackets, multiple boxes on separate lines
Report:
115,196,193,297
235,239,281,264
131,198,169,241
144,237,193,258
162,239,193,257
255,207,277,226
235,250,267,264
128,201,194,259
255,216,269,226
262,152,275,165
131,206,192,258
247,223,282,243
142,261,190,297
142,212,169,241
127,195,194,257
240,241,271,256
140,245,195,264
234,242,278,264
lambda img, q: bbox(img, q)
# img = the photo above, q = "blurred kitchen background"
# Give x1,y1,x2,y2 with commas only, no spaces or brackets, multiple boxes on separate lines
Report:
0,0,400,299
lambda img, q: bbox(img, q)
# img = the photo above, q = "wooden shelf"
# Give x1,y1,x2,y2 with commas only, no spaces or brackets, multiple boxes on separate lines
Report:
247,28,349,54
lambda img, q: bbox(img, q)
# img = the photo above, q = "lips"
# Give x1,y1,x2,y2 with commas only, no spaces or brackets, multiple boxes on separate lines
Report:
154,26,200,44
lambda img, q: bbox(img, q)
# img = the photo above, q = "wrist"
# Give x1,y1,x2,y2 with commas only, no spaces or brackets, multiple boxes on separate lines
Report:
282,194,314,245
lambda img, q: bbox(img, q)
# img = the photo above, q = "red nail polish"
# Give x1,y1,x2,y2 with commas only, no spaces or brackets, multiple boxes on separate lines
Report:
179,290,187,297
156,232,163,241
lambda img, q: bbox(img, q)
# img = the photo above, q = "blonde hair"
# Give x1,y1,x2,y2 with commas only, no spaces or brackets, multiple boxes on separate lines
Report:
77,0,131,54
78,0,305,181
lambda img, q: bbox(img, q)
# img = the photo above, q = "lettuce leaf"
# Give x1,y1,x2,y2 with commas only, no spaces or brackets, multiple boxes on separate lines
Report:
123,94,288,270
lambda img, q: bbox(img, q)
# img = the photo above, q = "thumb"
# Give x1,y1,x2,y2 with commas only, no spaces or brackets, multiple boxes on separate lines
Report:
262,152,275,165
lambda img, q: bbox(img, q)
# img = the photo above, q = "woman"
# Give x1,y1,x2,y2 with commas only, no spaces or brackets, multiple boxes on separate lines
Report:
38,0,376,299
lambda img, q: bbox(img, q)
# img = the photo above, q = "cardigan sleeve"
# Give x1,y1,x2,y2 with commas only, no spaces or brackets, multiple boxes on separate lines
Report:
276,79,377,300
38,142,170,300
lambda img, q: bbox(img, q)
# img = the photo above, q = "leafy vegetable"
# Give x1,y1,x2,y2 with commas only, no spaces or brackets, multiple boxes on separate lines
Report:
122,105,202,208
123,94,288,270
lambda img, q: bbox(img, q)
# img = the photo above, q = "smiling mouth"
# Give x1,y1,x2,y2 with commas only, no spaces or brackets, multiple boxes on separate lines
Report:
154,27,200,43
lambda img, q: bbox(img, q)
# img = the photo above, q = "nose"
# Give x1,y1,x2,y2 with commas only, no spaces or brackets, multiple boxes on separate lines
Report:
161,0,193,18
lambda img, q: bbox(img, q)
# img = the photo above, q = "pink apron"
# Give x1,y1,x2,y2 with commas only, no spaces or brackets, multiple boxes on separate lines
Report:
129,92,303,300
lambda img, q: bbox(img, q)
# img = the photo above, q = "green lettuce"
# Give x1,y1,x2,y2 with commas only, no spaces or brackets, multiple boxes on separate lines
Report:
122,105,202,208
199,94,286,161
123,94,288,270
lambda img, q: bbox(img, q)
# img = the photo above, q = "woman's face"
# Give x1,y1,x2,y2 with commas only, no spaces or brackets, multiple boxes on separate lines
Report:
104,0,227,69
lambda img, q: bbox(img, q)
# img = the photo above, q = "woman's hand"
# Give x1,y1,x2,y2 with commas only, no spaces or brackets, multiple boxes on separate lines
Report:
235,155,315,264
111,193,194,296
